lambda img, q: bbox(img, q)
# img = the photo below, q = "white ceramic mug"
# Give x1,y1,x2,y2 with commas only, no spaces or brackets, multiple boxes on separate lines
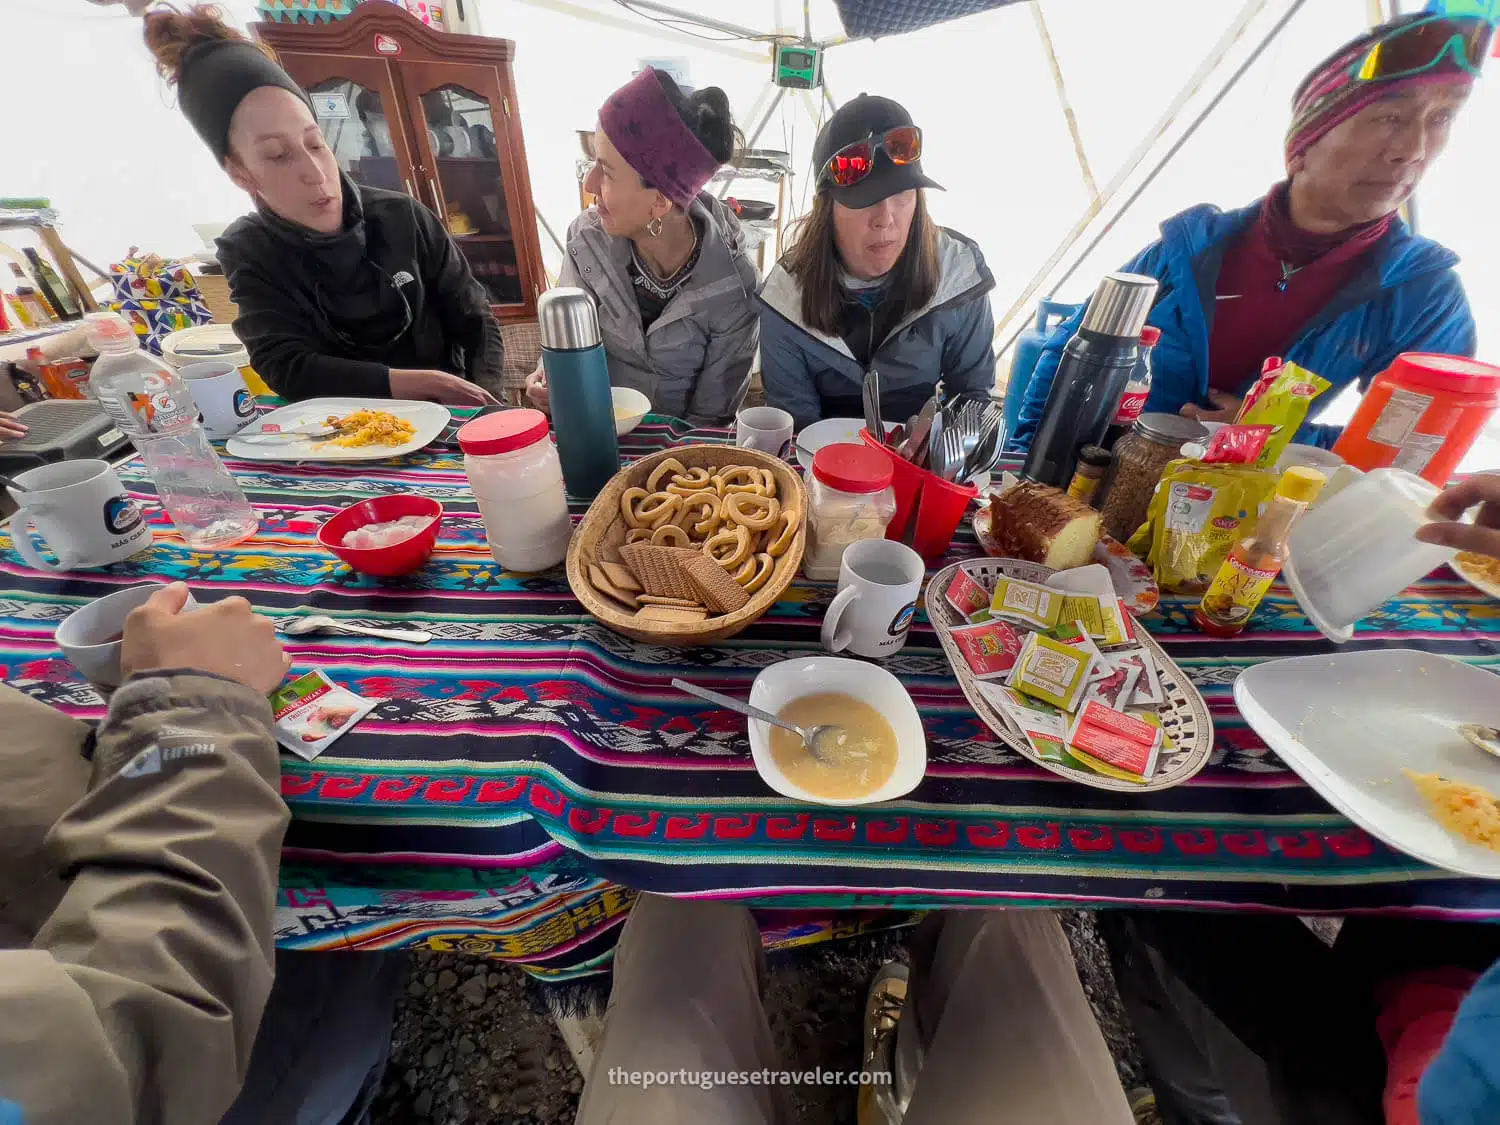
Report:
821,539,925,659
56,582,199,688
736,406,794,459
1285,466,1454,643
180,359,256,439
8,459,153,573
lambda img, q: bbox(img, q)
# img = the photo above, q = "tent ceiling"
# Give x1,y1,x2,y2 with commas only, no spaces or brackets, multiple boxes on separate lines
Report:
832,0,1024,38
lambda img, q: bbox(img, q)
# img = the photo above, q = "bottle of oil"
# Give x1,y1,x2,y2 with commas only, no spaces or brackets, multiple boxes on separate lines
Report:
1194,466,1326,638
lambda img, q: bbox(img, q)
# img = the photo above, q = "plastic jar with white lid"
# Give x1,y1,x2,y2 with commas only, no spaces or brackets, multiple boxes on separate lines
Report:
803,443,897,580
460,408,573,572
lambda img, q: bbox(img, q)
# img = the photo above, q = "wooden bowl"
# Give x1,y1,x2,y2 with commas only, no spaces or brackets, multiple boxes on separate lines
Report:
566,444,808,646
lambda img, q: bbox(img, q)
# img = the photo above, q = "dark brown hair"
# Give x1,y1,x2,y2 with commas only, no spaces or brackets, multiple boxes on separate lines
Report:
143,3,274,85
781,190,941,337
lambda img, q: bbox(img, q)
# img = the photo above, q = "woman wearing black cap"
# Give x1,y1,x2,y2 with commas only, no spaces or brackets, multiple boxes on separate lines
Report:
143,6,501,406
757,94,997,432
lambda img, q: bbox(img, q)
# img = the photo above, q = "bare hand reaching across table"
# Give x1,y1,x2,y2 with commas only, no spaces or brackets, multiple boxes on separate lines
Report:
1180,392,1244,425
0,411,28,440
121,582,291,694
389,369,499,407
524,364,550,413
1418,474,1500,558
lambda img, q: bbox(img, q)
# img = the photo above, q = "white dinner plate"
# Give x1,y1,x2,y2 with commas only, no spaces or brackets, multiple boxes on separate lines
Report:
794,417,896,468
226,398,451,462
1235,649,1500,879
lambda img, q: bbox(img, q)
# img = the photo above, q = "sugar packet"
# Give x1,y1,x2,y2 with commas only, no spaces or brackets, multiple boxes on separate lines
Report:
270,669,376,761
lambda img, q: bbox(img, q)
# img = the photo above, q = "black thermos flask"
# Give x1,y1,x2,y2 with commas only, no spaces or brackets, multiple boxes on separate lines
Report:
1021,272,1159,488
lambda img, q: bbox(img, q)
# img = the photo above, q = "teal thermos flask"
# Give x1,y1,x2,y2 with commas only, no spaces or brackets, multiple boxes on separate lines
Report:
539,287,620,499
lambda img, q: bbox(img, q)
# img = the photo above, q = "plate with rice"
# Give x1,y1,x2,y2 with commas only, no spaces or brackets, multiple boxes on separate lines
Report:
1236,649,1500,879
1453,552,1500,601
226,397,451,462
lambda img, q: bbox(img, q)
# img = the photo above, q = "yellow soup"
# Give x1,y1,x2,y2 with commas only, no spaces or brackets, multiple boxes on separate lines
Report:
769,692,898,800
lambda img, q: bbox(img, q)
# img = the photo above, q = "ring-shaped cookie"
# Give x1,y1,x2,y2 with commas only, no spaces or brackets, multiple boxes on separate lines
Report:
742,552,775,594
765,508,800,557
729,556,758,585
703,524,751,568
670,467,712,490
625,528,654,544
759,468,778,498
716,466,761,491
620,487,650,529
685,495,720,538
646,457,687,493
724,492,780,532
634,491,681,529
651,524,690,547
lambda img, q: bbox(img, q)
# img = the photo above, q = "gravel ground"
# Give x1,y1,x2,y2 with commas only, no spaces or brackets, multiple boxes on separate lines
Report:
371,911,1143,1125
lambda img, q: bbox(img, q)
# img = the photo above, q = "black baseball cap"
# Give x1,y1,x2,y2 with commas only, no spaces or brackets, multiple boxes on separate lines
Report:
812,94,943,210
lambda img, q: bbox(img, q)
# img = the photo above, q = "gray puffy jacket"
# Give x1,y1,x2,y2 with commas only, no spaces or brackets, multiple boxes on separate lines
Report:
757,228,997,432
559,193,759,426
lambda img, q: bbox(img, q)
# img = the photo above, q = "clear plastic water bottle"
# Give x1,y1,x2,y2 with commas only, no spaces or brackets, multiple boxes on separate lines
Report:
84,312,258,549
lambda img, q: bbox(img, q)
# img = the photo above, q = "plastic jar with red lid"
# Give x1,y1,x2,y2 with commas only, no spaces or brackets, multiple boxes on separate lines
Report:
459,408,572,571
1332,353,1500,485
803,443,897,580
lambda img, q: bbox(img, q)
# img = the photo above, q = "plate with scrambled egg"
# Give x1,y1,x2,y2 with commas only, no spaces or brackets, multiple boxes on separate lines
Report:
226,398,450,462
1453,552,1500,602
1236,649,1500,879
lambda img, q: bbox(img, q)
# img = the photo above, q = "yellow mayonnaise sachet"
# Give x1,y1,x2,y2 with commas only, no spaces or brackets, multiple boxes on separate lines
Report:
1128,458,1278,593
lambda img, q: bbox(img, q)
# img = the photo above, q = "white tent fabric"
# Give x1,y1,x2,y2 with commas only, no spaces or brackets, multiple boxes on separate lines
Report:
3,0,1496,455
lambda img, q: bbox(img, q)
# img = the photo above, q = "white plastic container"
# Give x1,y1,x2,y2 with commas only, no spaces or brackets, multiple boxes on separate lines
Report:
1285,466,1454,643
802,443,896,581
459,408,572,572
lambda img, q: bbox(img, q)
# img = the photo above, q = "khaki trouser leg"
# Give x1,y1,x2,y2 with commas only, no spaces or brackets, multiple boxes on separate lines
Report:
576,893,790,1125
900,910,1134,1125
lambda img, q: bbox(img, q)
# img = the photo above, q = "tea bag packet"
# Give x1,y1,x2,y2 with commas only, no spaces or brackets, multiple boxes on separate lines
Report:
1009,632,1095,711
1066,701,1163,783
989,577,1063,631
979,682,1072,763
950,619,1026,680
944,568,993,620
270,670,376,761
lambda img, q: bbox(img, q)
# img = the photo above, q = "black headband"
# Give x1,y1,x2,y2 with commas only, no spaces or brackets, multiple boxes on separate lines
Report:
178,38,312,162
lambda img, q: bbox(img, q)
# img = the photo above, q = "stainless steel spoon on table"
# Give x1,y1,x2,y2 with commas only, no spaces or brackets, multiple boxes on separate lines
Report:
280,614,433,643
671,678,840,763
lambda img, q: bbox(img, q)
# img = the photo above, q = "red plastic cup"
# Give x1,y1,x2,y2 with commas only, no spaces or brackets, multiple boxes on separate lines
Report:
319,493,444,577
859,429,979,558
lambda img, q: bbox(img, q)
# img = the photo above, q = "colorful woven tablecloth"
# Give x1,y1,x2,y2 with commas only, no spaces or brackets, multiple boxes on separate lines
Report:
3,415,1499,983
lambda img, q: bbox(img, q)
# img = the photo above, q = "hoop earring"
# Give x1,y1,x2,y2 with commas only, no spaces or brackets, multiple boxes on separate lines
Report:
646,216,664,238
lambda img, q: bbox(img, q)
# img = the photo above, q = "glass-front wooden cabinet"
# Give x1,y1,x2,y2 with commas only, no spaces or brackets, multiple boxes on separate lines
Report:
257,4,544,323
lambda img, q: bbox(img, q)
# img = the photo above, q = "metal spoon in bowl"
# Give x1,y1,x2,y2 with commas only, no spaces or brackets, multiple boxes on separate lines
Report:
280,614,433,643
671,678,840,763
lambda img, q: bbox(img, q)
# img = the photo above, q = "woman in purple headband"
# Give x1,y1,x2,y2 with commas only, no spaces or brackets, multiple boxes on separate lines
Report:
525,68,758,426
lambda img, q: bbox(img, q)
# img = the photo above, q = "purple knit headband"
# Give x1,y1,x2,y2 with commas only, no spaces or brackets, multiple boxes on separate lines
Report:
1285,31,1474,160
599,68,720,211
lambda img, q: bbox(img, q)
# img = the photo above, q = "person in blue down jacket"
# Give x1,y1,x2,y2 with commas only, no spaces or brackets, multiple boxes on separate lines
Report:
1013,12,1482,452
758,94,997,433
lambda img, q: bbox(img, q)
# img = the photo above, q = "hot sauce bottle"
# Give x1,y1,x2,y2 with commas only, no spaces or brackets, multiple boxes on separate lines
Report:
1193,466,1325,638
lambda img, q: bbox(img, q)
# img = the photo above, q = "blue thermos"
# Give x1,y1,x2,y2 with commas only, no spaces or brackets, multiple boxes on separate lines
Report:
538,287,620,499
1004,298,1084,443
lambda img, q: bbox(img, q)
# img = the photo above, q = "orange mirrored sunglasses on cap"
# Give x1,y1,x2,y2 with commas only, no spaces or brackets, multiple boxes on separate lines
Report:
819,125,923,189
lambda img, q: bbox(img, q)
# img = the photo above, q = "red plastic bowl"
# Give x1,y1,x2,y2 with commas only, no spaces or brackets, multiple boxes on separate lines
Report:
318,494,443,577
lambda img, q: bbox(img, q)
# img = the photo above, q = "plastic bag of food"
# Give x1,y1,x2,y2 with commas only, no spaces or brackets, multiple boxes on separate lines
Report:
1128,458,1278,593
1234,361,1332,468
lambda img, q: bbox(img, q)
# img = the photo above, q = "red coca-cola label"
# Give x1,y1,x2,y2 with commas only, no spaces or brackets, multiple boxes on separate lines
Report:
1112,388,1149,427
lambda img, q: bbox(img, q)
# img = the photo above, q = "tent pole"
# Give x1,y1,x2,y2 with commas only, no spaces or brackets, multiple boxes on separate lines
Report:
505,0,764,60
992,0,1278,346
1032,0,1099,204
608,0,770,42
1026,0,1310,326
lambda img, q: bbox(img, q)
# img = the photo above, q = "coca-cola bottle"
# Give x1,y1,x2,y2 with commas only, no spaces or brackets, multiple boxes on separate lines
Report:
1104,325,1159,449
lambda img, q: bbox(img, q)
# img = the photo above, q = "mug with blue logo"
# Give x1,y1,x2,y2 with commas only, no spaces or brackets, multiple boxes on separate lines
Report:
821,538,926,660
7,459,153,573
180,359,256,439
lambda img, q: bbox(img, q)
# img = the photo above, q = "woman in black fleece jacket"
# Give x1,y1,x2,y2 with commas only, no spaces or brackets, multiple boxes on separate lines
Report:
146,6,501,405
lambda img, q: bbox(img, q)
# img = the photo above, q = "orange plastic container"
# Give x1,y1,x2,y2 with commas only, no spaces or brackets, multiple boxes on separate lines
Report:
1332,353,1500,485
